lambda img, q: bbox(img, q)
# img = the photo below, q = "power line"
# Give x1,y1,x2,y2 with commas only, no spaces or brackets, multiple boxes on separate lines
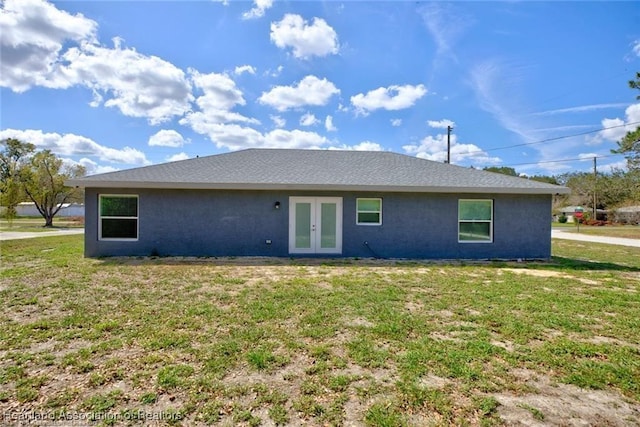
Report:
502,152,624,168
483,120,640,153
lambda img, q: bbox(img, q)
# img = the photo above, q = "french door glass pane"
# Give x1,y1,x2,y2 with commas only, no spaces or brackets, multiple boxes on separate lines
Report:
295,203,311,248
320,203,337,248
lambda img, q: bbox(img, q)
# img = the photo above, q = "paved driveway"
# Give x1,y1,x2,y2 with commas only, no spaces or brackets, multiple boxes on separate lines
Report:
551,229,640,248
0,229,84,241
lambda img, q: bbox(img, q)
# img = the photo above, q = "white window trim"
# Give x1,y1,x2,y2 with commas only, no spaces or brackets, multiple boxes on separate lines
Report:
356,198,382,226
458,199,493,244
98,194,139,241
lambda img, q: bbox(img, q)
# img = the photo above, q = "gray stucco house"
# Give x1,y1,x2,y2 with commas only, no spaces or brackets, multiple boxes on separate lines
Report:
67,149,570,259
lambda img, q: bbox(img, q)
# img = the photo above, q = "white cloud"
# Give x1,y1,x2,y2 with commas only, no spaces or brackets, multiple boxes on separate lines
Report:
0,0,97,92
166,152,190,162
531,103,630,117
325,115,337,132
242,0,273,20
270,115,286,128
403,133,500,165
419,3,470,60
258,75,339,111
626,103,640,123
391,119,402,127
593,103,640,144
234,65,256,75
189,70,245,111
181,110,259,130
180,70,259,134
148,130,187,147
61,41,193,124
331,141,384,151
469,60,533,141
180,121,329,151
597,118,627,143
351,84,427,115
599,159,628,173
0,0,193,123
578,152,598,160
300,113,319,127
63,157,119,176
188,124,264,151
267,65,284,77
632,40,640,57
270,14,339,59
0,128,150,165
263,129,328,149
427,119,455,129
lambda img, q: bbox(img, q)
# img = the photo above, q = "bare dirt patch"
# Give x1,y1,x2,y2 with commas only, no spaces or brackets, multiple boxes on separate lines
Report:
495,368,640,426
501,268,571,279
404,300,424,313
573,334,640,351
343,316,375,328
418,373,452,389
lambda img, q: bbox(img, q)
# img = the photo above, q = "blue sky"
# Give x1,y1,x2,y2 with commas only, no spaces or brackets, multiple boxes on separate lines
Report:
1,0,639,177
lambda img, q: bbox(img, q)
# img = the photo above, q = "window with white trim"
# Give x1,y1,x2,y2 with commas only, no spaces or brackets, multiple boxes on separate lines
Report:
356,198,382,225
458,199,493,243
99,195,139,240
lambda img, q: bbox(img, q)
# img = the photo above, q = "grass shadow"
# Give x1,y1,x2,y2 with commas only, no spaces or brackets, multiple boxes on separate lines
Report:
547,256,640,272
93,255,640,273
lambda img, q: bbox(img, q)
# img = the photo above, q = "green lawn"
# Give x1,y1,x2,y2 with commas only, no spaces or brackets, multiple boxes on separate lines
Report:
1,235,639,426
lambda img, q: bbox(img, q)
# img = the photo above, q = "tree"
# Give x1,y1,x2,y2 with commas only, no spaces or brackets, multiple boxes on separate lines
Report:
20,150,85,227
596,168,640,208
529,175,560,185
483,166,518,176
613,128,640,170
612,72,640,170
0,138,36,221
629,71,640,99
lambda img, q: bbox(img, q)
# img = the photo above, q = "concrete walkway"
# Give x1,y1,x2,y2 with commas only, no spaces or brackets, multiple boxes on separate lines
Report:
552,229,640,248
0,229,84,241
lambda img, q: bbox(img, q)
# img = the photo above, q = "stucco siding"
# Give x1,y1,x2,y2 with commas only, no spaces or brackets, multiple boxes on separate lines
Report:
84,188,552,259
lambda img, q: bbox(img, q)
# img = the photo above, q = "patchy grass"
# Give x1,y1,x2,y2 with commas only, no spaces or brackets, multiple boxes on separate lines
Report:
1,235,639,426
1,217,84,232
563,225,640,239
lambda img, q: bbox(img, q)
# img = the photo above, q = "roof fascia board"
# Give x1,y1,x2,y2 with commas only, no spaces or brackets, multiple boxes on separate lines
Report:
65,179,570,195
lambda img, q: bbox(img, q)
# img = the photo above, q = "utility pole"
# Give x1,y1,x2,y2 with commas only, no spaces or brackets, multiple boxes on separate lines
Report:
446,125,453,164
593,156,597,220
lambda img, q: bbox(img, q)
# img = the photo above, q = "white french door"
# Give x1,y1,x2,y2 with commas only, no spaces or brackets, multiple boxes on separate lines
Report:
289,197,342,254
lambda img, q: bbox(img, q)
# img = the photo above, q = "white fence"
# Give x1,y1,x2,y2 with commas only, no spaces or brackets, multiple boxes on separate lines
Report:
0,203,85,218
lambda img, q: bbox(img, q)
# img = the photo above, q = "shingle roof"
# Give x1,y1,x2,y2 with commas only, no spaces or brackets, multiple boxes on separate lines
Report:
67,149,570,194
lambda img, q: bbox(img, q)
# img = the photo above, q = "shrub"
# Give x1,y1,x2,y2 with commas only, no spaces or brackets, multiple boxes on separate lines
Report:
583,219,608,226
558,213,568,223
